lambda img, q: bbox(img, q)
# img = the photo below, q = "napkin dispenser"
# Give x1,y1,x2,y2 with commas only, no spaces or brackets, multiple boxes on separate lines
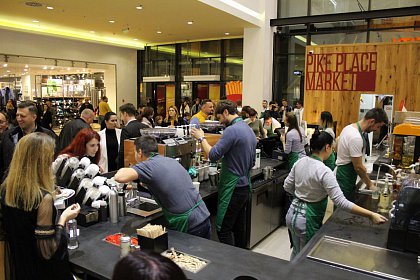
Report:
76,205,99,227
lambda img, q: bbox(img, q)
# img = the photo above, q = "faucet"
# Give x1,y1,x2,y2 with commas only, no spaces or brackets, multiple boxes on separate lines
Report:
376,163,400,185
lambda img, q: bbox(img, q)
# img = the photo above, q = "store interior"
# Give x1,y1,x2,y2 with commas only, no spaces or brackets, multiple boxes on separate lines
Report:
0,54,116,127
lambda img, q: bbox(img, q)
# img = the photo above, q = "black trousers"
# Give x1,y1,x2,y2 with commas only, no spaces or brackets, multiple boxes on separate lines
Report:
217,186,249,248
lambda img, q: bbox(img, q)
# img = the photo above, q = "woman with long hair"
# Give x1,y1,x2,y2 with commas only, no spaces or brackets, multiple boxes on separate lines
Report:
136,107,154,128
319,111,336,171
162,106,184,127
60,128,101,164
0,133,80,280
98,112,121,172
281,112,307,170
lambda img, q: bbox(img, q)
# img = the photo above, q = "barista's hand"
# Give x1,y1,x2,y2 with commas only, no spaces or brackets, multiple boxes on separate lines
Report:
280,135,285,143
61,203,81,222
370,212,388,224
367,182,376,192
191,127,204,140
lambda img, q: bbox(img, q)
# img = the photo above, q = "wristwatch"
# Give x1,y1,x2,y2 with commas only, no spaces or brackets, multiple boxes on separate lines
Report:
198,136,205,143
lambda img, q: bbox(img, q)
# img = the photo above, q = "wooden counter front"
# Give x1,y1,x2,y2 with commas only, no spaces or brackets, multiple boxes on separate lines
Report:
123,133,222,167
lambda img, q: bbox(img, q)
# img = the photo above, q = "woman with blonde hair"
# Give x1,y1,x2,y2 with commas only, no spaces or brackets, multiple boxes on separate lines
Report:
162,106,184,127
0,132,80,280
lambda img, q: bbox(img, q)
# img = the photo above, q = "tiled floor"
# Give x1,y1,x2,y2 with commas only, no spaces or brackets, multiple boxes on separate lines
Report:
252,149,381,261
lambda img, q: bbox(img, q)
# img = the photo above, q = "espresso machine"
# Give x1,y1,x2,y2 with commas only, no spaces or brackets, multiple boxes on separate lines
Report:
387,181,420,254
159,137,196,170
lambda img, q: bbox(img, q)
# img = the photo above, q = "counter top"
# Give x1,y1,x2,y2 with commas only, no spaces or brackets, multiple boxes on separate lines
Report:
69,215,290,280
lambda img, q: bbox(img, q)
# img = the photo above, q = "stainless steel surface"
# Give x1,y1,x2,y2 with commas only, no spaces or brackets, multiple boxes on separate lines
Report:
161,137,196,170
307,236,418,280
394,111,420,124
109,188,119,223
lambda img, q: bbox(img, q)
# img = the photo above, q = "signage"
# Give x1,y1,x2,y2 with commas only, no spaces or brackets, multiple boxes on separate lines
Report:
305,52,377,91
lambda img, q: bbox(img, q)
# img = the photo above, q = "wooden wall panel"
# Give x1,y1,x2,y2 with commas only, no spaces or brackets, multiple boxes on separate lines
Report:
304,42,420,135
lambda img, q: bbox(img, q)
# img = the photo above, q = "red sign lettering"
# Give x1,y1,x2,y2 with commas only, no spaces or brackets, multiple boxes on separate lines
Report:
305,51,377,91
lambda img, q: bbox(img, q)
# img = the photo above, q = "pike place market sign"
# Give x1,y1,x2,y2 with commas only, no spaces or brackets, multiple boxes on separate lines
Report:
305,52,377,91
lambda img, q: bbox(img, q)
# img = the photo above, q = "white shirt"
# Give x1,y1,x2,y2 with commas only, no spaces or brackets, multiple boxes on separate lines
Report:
294,108,304,127
98,128,122,172
336,124,364,166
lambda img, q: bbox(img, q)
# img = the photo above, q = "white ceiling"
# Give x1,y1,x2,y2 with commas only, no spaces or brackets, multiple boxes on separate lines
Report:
0,0,256,49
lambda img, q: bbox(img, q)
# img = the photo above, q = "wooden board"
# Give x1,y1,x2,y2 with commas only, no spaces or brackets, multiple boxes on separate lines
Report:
304,42,420,135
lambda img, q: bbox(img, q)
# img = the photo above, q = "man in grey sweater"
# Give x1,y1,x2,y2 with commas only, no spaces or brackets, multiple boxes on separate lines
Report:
192,100,257,248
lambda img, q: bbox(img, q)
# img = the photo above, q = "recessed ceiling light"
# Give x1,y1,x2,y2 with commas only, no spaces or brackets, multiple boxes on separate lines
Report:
133,38,138,41
90,30,95,33
25,64,28,68
109,20,115,23
3,75,7,77
24,68,28,71
136,5,143,10
50,66,54,70
67,67,71,70
3,63,7,67
32,20,39,23
46,6,54,10
42,66,47,70
157,31,162,34
6,70,10,73
187,21,194,25
224,32,230,35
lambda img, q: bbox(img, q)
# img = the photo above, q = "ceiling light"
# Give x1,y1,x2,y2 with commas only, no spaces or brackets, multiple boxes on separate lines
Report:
3,75,7,77
25,64,28,68
32,20,39,23
109,20,115,23
24,69,28,71
3,63,7,67
122,27,130,33
90,30,95,33
187,21,194,25
42,66,47,70
133,38,138,41
46,6,54,10
157,31,162,34
50,66,54,70
136,5,143,10
6,70,10,73
224,32,230,35
67,67,71,70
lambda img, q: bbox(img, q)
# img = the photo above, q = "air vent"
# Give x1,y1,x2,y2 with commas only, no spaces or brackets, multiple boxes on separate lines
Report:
25,2,43,7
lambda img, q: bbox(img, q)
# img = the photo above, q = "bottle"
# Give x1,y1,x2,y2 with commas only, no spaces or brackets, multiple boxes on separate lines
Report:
120,235,131,258
378,177,390,214
117,187,127,217
109,187,119,223
66,219,79,249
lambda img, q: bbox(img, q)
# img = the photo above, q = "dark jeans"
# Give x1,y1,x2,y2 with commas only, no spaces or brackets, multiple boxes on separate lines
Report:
217,186,249,248
188,217,211,239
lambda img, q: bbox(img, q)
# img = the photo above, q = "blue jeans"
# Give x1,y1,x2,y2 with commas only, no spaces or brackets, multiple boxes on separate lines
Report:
188,217,211,239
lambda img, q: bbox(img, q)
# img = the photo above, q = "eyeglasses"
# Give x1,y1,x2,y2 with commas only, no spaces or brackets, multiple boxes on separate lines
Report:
169,109,175,112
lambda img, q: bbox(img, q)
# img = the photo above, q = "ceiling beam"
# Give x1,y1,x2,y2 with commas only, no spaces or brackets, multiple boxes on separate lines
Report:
270,6,420,27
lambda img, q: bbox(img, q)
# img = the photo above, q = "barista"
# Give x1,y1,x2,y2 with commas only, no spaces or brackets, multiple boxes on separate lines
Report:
114,136,211,239
336,108,388,201
191,100,257,248
284,131,387,258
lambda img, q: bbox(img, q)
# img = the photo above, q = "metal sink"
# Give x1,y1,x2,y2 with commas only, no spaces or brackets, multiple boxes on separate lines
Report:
307,236,418,280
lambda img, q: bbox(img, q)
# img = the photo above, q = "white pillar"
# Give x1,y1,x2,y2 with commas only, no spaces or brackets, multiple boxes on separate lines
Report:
242,0,277,113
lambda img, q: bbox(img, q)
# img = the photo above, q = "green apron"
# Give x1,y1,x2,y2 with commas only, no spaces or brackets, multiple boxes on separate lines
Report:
288,152,300,171
290,196,328,244
265,123,275,137
289,155,328,253
216,117,251,231
160,199,204,233
336,122,364,202
323,152,336,171
147,152,203,233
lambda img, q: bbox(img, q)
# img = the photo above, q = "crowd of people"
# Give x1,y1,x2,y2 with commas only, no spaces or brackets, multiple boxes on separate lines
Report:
0,95,390,279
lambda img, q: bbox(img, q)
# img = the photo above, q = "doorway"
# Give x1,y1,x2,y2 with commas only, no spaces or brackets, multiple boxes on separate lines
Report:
359,94,394,155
